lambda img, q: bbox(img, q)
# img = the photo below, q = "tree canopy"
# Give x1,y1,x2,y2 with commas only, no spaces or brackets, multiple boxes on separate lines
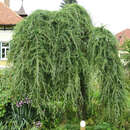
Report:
9,4,126,124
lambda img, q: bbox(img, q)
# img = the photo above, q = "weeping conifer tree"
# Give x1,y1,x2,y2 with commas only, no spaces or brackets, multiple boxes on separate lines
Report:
9,4,126,124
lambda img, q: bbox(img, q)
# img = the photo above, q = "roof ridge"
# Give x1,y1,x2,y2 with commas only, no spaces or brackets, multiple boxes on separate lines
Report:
0,2,23,19
116,28,130,35
0,2,23,25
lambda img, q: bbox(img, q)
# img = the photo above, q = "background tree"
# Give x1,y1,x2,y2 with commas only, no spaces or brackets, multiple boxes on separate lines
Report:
120,40,130,104
121,40,130,72
61,0,77,7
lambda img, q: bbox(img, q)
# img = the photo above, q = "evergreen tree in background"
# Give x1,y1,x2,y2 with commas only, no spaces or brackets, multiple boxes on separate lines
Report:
121,40,130,70
120,40,130,90
61,0,77,7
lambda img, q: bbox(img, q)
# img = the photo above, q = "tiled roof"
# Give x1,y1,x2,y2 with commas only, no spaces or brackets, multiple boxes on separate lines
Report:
116,29,130,46
0,2,23,25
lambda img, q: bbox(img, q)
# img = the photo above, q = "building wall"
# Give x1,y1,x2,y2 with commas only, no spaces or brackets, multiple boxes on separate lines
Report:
0,60,9,68
0,30,12,68
0,30,12,42
119,50,129,65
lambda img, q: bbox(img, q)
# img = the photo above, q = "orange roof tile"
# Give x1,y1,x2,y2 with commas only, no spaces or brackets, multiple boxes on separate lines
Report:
0,2,23,25
116,29,130,46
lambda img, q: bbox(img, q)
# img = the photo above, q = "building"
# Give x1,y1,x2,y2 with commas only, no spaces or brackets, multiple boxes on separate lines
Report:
116,29,130,63
116,29,130,46
0,0,26,68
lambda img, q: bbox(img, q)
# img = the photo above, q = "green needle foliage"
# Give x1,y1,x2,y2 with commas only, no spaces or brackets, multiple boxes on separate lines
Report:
87,27,126,122
8,4,126,125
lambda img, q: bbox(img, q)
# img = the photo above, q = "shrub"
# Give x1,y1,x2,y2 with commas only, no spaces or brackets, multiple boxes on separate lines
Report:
0,69,11,120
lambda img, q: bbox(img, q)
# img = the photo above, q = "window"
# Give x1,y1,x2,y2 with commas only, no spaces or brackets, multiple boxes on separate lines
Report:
1,42,10,60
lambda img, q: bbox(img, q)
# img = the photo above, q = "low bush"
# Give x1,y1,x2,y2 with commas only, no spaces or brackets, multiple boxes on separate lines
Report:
0,69,11,120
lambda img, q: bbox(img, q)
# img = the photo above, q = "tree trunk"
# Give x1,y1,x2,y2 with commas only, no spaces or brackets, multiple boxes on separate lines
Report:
80,72,88,120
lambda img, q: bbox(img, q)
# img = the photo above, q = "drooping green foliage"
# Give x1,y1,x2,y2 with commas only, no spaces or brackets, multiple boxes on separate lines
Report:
0,69,11,119
8,4,126,126
9,4,93,123
87,27,126,122
61,0,77,7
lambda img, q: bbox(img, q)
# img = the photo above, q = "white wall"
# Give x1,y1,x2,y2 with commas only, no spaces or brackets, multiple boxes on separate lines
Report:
0,30,13,42
0,30,12,68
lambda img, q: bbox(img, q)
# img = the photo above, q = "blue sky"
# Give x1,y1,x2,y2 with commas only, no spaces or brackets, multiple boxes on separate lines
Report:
1,0,130,34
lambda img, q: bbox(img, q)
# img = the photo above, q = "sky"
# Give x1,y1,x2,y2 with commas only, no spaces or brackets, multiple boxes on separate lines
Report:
1,0,130,34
